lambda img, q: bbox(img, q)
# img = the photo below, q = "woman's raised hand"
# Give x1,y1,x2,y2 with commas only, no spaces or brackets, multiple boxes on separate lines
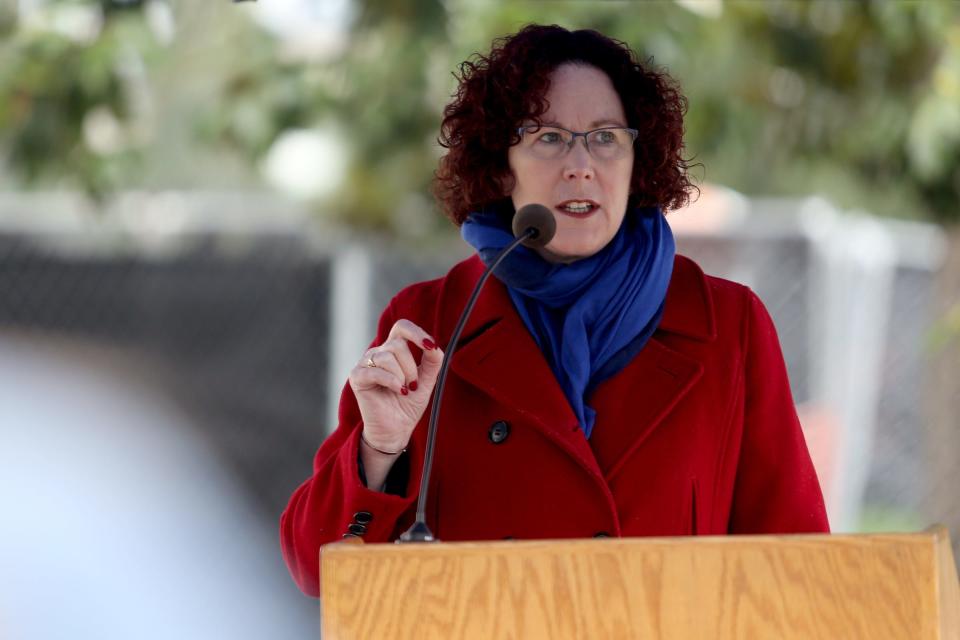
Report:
349,319,445,454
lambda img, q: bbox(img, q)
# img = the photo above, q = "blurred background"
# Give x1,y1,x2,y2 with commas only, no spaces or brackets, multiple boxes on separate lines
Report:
1,0,958,636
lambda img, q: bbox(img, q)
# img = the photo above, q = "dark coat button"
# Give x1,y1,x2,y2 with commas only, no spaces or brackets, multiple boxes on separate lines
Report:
593,531,611,538
353,511,373,525
347,523,367,535
488,420,510,444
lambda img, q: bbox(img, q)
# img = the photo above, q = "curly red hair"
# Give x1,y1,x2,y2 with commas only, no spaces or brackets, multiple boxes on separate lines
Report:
434,24,697,225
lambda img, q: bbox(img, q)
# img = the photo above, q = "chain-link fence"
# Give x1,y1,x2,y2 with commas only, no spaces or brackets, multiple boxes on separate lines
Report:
1,191,956,562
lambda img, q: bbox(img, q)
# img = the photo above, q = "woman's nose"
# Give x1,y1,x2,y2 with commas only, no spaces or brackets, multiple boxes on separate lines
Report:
563,140,594,181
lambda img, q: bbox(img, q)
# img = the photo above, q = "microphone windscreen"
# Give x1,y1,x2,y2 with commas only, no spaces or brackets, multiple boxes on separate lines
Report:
512,204,556,248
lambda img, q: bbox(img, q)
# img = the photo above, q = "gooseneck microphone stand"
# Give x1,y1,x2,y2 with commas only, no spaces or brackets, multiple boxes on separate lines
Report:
399,204,555,543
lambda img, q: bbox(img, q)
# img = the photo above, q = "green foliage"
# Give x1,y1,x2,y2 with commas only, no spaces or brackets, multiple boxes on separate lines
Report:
0,1,163,200
0,0,958,229
443,0,960,224
193,0,449,230
857,504,926,533
197,44,325,160
324,0,449,231
322,0,960,229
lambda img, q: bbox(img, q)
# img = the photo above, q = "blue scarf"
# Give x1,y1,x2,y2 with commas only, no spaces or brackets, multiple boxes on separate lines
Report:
461,206,675,438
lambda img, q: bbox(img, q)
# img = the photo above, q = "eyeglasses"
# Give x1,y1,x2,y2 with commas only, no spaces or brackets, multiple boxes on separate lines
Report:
515,125,639,161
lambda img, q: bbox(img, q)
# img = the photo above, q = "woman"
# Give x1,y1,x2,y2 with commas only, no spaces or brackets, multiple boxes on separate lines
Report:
280,25,829,598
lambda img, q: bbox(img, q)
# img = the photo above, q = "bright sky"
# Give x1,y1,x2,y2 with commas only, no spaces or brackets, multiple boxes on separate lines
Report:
246,0,352,37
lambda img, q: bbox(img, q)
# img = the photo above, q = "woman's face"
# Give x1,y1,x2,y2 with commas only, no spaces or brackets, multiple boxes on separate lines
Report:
507,63,634,263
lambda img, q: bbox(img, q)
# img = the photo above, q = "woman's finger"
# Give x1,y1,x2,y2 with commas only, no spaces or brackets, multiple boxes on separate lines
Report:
416,344,444,388
387,319,440,355
378,337,420,387
362,348,406,386
349,364,405,395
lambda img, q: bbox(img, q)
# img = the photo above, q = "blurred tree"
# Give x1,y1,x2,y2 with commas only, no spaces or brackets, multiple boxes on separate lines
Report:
441,0,960,225
0,0,160,200
184,0,450,233
0,0,275,201
0,0,958,228
320,0,448,232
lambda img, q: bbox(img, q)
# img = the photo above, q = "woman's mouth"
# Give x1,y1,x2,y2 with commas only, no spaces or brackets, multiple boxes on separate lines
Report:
556,200,600,217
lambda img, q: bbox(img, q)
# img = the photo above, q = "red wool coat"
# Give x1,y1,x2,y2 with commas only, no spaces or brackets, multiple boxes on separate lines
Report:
280,253,829,597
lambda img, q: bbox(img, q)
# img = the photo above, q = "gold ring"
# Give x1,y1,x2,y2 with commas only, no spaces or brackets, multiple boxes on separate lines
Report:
365,353,377,368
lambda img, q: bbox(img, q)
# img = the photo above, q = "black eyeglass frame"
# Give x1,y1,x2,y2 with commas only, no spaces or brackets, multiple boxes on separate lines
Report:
515,124,640,155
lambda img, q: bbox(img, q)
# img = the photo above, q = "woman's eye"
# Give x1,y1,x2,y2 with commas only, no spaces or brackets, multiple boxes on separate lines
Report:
537,132,562,144
596,131,616,144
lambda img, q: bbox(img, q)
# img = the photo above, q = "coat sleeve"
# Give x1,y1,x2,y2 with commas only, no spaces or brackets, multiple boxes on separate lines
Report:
279,297,419,597
728,289,830,534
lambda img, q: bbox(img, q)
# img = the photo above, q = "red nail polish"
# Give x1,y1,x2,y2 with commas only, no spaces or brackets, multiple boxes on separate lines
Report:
401,386,408,396
409,380,418,391
422,338,437,351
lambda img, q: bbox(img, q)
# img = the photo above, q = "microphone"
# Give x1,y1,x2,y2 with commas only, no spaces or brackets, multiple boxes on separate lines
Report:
511,203,556,248
399,204,556,543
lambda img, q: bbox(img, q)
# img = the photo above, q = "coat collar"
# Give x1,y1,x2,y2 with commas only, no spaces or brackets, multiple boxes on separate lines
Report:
657,254,717,341
448,253,716,343
443,253,713,480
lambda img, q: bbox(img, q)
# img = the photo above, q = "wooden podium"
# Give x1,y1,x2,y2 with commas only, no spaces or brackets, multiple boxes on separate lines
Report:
321,526,960,639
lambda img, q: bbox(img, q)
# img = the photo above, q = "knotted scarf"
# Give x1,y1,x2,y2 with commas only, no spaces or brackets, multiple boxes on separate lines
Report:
461,205,675,438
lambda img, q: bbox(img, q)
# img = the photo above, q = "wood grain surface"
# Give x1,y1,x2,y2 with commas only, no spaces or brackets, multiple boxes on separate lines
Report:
321,530,960,639
934,525,960,639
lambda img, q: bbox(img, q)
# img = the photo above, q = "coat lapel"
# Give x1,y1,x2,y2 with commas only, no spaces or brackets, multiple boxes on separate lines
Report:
446,259,600,476
587,338,704,480
589,255,716,479
444,254,716,482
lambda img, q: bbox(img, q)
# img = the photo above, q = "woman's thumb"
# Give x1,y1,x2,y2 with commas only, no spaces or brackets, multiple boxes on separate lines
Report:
417,346,445,390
